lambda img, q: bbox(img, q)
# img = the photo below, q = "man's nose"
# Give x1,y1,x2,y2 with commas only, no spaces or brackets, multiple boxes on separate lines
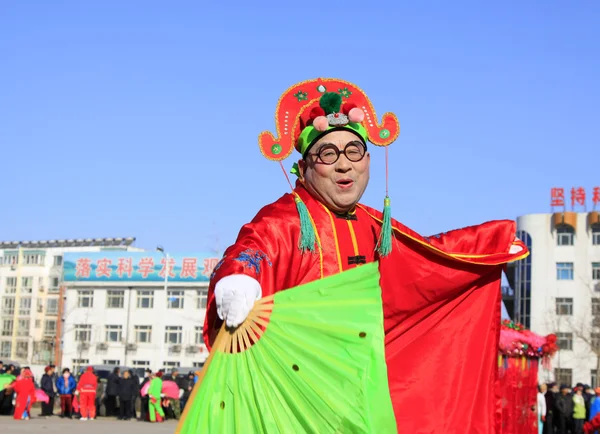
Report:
334,154,352,171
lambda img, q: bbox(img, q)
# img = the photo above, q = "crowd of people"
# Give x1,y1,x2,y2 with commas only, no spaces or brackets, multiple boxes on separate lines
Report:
538,382,600,434
0,360,197,422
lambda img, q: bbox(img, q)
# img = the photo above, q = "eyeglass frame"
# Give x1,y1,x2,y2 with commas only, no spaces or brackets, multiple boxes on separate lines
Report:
304,140,368,165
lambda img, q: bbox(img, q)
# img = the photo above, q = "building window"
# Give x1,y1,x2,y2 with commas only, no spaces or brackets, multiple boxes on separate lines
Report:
593,225,600,246
195,326,204,345
555,368,573,386
46,298,58,315
593,299,600,316
6,277,16,294
136,290,154,309
37,298,44,313
2,297,15,315
515,231,532,329
77,290,94,308
165,326,182,344
75,324,92,342
132,360,150,367
593,263,600,281
103,359,120,365
16,342,28,358
593,370,598,389
192,362,204,368
23,253,44,265
17,319,30,336
107,290,125,308
163,361,181,369
105,325,123,342
0,342,11,358
557,332,573,350
72,359,89,370
19,298,31,315
556,225,575,246
167,290,184,309
21,277,33,293
50,277,60,291
556,298,574,315
592,333,600,349
557,262,574,280
135,325,152,343
2,320,13,337
196,289,207,309
54,255,63,266
2,253,18,265
44,320,57,337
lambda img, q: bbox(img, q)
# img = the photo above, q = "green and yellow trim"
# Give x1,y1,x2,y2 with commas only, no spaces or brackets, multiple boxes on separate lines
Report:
357,205,529,266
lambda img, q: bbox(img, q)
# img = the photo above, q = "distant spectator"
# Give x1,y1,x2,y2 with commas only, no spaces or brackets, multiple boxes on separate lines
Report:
537,384,547,434
0,364,16,415
181,371,194,411
555,384,573,434
118,370,136,421
40,366,56,416
168,368,183,420
128,370,140,419
105,367,120,417
140,369,151,421
573,386,586,433
56,368,77,418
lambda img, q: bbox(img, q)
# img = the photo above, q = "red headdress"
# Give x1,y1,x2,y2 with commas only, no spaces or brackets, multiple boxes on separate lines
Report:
258,78,400,255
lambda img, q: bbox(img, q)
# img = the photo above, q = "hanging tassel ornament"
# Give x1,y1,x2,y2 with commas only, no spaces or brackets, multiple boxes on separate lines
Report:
295,195,316,253
376,147,393,257
376,197,393,256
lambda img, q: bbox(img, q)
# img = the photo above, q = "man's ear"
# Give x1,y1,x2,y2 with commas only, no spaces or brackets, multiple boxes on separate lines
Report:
297,159,306,180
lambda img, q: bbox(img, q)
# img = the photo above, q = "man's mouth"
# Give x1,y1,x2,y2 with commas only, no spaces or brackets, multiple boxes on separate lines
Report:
336,179,354,189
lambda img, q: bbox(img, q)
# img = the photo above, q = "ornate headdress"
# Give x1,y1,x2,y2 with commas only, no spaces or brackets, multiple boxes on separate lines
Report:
258,78,400,255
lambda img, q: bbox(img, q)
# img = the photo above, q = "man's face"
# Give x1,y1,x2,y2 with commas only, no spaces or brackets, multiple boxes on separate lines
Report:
298,130,370,214
540,384,547,393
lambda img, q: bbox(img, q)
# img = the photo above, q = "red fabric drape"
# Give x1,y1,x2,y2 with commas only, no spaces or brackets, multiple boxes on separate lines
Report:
496,357,539,434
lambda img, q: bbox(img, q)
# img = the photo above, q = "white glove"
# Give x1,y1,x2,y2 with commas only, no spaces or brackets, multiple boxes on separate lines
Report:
214,274,262,328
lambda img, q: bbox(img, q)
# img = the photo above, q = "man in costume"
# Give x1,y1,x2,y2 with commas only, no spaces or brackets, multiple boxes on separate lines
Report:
77,366,98,421
148,371,165,423
203,78,528,433
12,368,36,420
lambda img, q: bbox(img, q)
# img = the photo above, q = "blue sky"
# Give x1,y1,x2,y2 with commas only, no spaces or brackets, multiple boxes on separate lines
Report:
1,1,598,254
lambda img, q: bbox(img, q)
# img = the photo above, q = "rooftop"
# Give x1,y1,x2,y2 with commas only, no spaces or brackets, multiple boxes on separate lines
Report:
0,237,136,249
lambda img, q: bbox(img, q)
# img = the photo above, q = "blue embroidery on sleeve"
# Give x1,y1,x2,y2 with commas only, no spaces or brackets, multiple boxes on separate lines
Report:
234,249,272,275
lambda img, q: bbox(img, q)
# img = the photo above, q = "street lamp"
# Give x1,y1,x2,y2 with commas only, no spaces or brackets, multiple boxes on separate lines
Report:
156,246,170,370
156,246,169,293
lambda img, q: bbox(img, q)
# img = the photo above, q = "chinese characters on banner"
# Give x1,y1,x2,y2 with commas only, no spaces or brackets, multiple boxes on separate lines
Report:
73,255,220,280
551,187,600,211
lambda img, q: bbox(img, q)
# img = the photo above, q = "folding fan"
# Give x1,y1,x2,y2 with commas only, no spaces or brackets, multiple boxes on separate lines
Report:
176,262,397,434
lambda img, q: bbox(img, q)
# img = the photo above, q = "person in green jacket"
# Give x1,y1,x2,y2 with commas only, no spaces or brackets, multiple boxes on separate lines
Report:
573,386,586,433
148,372,165,423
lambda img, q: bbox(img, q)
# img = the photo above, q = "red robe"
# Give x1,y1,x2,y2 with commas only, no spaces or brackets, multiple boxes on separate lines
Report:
204,183,528,433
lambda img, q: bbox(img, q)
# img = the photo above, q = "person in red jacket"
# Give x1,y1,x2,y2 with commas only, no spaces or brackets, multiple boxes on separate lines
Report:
13,368,36,420
77,366,98,420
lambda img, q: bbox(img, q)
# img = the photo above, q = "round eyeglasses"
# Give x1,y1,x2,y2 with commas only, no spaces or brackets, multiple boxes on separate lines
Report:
308,141,367,165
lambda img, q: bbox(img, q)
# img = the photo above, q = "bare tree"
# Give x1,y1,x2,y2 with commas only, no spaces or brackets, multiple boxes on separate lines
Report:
544,273,600,385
